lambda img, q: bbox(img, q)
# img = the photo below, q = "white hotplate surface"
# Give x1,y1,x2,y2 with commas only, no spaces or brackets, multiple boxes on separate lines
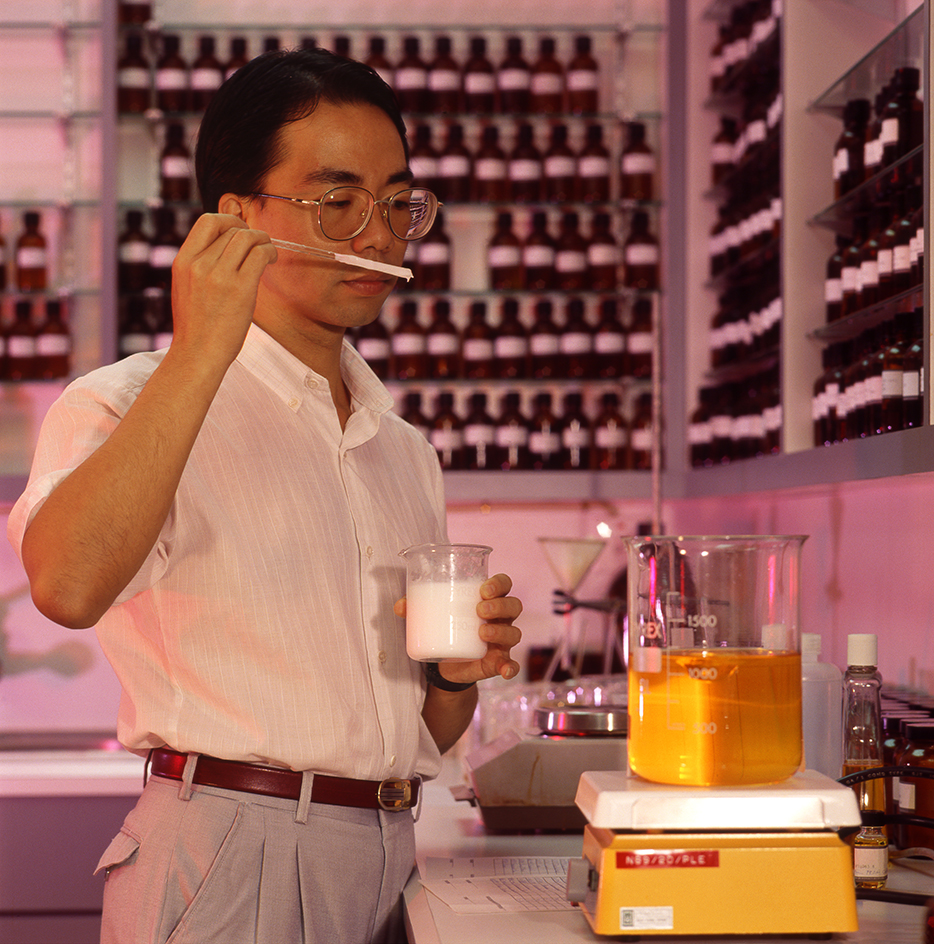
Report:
576,768,862,831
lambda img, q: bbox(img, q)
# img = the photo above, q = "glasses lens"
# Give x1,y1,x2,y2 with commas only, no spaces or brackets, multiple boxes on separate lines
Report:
387,189,438,240
319,188,372,240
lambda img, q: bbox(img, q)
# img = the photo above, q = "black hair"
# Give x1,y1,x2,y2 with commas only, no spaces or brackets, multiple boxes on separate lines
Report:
195,46,409,213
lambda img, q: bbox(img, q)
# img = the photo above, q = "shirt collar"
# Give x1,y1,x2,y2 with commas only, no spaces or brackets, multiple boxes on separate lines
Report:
236,323,394,416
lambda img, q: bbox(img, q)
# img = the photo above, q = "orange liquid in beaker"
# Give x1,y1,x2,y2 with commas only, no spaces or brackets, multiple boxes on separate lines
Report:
628,648,803,786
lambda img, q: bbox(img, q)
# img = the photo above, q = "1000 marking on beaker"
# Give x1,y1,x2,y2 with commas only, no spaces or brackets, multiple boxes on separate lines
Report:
628,648,803,786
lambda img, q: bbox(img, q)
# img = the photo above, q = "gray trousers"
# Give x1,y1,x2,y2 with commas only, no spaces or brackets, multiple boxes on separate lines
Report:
96,772,416,944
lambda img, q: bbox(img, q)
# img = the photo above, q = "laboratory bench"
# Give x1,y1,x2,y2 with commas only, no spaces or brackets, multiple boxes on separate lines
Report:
406,758,934,944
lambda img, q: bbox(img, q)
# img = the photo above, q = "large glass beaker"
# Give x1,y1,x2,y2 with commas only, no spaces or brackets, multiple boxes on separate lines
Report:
626,534,807,786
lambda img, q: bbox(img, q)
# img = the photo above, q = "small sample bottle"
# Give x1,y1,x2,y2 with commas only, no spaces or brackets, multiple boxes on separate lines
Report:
543,124,577,204
529,37,564,114
494,392,530,470
426,298,460,380
118,1,151,24
395,36,429,113
497,36,531,114
554,211,588,292
507,123,542,203
593,297,626,378
474,125,508,203
160,123,192,202
155,34,189,113
16,211,48,292
487,212,523,291
843,634,885,816
592,391,628,470
117,32,151,114
463,392,497,471
621,121,656,201
36,299,72,380
462,36,496,114
119,295,154,358
494,298,529,380
149,207,184,292
190,36,225,112
566,34,599,115
6,300,38,380
118,209,151,294
560,297,593,379
528,392,562,470
588,211,619,292
461,302,494,380
852,810,888,890
354,316,391,380
560,391,591,470
427,36,461,114
430,391,465,470
436,124,472,204
522,212,556,292
623,211,660,290
577,123,611,203
528,299,561,380
414,209,450,291
391,300,427,380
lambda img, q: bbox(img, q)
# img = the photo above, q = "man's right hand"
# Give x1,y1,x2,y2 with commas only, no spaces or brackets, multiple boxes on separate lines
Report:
169,213,277,369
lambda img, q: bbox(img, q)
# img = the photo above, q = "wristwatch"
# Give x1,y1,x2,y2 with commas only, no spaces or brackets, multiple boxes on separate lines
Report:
423,661,477,692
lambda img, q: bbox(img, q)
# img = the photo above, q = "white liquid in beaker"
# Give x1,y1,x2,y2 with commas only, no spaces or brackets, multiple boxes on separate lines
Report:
405,578,486,662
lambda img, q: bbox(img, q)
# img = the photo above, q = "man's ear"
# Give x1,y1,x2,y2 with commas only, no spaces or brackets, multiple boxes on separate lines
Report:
218,193,248,219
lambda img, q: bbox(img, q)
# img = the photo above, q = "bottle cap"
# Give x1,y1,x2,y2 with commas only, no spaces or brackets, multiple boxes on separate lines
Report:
847,633,878,667
801,632,821,662
860,810,886,827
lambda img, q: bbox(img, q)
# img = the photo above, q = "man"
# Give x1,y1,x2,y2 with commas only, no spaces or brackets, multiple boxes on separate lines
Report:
7,47,522,943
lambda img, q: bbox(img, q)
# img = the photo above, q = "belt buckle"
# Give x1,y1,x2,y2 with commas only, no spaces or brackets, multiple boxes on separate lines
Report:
377,777,413,811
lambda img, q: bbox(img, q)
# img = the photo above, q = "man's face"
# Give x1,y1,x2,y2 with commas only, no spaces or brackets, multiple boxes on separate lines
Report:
241,100,410,342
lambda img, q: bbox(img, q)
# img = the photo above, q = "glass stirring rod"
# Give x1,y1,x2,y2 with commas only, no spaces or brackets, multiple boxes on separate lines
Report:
270,238,413,281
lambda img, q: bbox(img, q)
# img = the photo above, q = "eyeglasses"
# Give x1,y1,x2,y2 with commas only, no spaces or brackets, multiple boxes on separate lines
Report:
250,186,440,242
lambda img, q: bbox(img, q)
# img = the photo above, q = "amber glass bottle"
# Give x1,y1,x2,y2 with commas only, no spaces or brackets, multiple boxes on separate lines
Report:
463,393,497,471
578,123,611,203
36,299,72,380
155,34,189,113
487,212,523,290
16,211,47,293
560,298,593,380
473,125,508,203
622,211,660,290
588,212,619,292
117,32,151,114
530,37,564,114
392,300,427,380
160,123,192,202
494,298,529,380
497,37,531,114
427,36,461,114
426,298,460,380
620,121,656,201
528,392,563,470
554,212,588,292
566,34,599,115
528,299,561,379
542,123,577,203
461,302,495,380
190,36,224,112
430,392,465,470
462,36,496,114
395,36,429,113
507,123,543,203
522,212,556,292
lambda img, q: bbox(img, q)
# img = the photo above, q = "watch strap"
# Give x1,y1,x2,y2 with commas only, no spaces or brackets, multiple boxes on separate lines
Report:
423,661,477,692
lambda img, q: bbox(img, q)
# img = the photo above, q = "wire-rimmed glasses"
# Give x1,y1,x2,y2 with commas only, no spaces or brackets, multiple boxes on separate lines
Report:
250,186,440,242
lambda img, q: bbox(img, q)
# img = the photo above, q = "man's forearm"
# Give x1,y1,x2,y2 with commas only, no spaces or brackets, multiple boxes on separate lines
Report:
421,683,480,755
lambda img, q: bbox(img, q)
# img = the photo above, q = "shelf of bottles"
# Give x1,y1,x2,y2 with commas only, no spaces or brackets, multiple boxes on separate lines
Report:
0,13,102,384
688,0,782,469
113,7,664,475
805,7,925,450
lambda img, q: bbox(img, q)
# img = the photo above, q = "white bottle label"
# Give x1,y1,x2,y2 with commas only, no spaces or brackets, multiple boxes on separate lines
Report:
356,338,390,360
427,333,458,356
475,158,506,180
36,334,71,356
530,431,560,453
498,68,530,91
439,155,470,178
623,152,656,174
555,250,587,273
161,156,190,179
625,244,659,265
488,245,521,267
392,334,426,355
118,67,150,90
494,336,528,357
395,67,427,90
545,155,576,177
418,242,450,265
579,155,610,178
191,68,222,91
463,338,493,360
428,69,460,92
156,68,188,91
17,247,47,268
464,72,496,94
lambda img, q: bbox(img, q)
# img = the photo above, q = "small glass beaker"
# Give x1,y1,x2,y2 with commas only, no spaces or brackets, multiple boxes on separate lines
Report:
626,534,807,786
400,543,492,662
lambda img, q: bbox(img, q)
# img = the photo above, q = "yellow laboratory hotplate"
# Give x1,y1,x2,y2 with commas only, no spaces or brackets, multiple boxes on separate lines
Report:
566,769,862,937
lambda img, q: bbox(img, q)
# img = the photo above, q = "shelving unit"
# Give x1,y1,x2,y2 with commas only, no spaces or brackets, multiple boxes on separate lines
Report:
671,0,931,498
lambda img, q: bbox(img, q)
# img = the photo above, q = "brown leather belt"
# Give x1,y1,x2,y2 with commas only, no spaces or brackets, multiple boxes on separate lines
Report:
148,747,419,812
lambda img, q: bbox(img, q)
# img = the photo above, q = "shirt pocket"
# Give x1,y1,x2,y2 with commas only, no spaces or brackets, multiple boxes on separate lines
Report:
94,827,141,876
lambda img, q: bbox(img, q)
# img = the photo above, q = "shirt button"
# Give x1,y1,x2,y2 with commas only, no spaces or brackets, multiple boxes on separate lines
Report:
389,755,397,767
378,650,387,663
366,546,374,558
287,397,299,409
304,375,319,389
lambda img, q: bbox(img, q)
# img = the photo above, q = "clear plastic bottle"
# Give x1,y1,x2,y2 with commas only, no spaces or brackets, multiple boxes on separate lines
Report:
800,632,843,779
843,633,885,815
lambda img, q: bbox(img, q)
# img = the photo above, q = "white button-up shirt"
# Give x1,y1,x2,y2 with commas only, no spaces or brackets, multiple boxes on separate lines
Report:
8,324,448,781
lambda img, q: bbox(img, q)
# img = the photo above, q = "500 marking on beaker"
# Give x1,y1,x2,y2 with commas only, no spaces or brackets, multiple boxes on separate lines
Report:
643,614,718,640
